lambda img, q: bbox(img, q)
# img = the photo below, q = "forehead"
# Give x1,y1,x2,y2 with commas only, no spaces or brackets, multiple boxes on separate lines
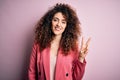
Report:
53,12,66,20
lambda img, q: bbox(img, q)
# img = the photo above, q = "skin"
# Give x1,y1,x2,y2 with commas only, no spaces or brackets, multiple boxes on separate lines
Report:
51,12,67,37
79,37,91,63
50,12,91,63
50,12,67,56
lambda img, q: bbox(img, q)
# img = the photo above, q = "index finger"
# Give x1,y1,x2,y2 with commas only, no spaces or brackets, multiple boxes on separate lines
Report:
81,36,84,48
86,37,91,48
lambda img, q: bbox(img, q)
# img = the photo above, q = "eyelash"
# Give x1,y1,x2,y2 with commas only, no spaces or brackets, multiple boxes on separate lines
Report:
53,19,57,21
62,22,66,24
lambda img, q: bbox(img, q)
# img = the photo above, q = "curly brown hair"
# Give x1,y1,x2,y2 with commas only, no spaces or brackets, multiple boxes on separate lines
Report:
35,3,81,55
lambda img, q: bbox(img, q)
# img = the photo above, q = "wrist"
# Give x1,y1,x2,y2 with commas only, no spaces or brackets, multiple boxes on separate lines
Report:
79,57,85,63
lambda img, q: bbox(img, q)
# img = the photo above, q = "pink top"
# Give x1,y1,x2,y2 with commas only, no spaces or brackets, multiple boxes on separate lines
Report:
50,52,57,80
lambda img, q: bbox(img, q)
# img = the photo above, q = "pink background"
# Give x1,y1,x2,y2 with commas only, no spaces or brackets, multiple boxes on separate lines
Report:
0,0,120,80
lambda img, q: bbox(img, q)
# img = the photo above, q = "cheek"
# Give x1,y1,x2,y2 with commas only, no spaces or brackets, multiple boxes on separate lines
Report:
63,24,67,30
52,21,57,28
51,22,55,29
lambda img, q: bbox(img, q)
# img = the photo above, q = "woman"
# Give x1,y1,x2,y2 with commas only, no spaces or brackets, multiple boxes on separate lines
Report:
28,3,91,80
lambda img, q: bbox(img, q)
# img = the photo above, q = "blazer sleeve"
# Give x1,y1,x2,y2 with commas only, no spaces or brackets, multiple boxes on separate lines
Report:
28,43,38,80
72,58,86,80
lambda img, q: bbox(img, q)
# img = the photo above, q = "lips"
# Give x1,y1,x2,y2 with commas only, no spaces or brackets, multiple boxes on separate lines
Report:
55,26,62,31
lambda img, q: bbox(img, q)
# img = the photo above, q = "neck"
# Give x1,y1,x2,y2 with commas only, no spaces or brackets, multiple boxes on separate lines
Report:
52,34,62,44
54,34,62,42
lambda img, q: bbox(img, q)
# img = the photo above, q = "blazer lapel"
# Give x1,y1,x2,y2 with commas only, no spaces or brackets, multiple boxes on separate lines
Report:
42,47,50,80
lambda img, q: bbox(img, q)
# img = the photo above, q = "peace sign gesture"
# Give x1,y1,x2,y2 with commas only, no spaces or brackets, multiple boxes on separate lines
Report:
79,37,91,63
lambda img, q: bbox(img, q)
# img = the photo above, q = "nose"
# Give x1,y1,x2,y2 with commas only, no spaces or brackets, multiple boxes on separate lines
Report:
57,21,61,26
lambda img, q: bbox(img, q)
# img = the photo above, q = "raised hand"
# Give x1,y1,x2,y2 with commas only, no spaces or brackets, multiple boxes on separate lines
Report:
79,37,91,62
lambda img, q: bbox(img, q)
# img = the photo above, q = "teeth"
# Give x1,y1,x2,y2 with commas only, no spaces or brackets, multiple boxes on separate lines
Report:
55,26,61,31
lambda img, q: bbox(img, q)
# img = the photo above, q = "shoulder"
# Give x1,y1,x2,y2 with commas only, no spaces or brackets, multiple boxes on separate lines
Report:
32,41,40,51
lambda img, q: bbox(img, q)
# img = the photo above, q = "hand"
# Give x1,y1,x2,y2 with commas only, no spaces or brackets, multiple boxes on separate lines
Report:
79,37,91,62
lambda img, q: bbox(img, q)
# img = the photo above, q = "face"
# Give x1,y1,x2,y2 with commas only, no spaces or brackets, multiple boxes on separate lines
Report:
51,12,67,36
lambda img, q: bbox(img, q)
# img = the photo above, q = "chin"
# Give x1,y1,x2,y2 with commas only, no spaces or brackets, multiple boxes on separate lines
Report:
54,32,62,36
54,33,62,36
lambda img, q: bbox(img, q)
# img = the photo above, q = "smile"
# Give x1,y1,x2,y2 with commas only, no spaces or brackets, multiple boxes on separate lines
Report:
55,26,62,31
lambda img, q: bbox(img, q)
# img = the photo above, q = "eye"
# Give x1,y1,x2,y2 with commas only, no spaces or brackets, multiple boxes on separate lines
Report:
52,18,58,22
62,21,66,24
